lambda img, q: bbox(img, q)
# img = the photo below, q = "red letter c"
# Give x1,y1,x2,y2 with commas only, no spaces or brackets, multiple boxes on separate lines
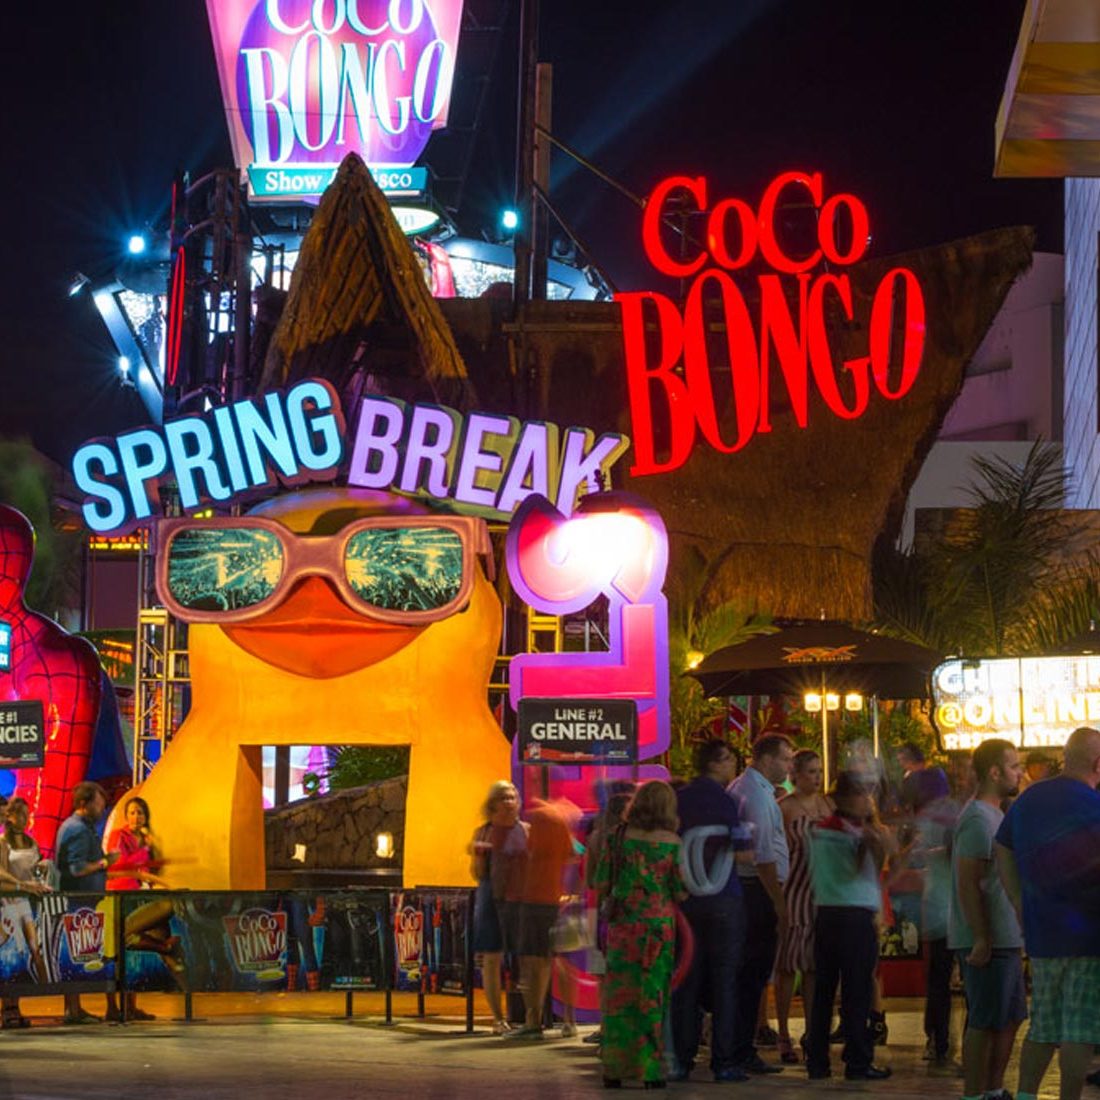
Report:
642,176,707,278
758,171,823,274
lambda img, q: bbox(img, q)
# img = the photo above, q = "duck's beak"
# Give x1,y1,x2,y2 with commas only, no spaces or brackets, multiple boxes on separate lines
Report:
223,576,423,678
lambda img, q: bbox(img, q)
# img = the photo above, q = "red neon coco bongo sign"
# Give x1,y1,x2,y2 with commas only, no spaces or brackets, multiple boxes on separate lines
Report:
617,171,927,476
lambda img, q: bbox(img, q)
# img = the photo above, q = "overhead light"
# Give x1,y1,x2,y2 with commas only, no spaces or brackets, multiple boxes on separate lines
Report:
804,692,822,713
501,208,519,232
375,832,395,859
825,693,840,711
686,650,705,670
118,356,131,376
127,233,147,255
845,692,863,712
67,272,90,297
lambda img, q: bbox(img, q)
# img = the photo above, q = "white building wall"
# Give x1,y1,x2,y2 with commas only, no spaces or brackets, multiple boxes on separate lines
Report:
900,254,1064,547
1064,178,1100,507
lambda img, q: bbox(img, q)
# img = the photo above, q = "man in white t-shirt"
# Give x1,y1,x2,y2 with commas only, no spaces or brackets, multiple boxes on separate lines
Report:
948,739,1025,1100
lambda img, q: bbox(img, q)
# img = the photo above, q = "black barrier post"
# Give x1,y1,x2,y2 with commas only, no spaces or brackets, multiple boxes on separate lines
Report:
465,889,475,1033
116,895,127,1025
345,990,353,1019
184,991,193,1022
385,987,393,1024
417,984,425,1018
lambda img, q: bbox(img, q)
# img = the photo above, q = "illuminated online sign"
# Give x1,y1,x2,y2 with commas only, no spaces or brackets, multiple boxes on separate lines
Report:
933,655,1100,750
207,0,464,201
71,382,629,533
617,172,927,475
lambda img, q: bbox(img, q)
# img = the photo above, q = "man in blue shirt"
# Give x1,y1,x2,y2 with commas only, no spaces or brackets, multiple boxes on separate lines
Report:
995,726,1100,1100
728,733,793,1074
55,781,116,1024
671,740,753,1082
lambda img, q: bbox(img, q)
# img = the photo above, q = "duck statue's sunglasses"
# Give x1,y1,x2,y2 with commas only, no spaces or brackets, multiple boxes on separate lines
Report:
155,515,494,625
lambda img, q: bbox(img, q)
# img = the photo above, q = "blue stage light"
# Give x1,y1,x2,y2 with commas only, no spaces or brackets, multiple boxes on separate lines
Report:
128,233,147,255
501,209,519,232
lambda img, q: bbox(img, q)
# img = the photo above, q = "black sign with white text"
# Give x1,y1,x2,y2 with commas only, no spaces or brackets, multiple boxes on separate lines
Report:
517,699,638,765
0,700,45,768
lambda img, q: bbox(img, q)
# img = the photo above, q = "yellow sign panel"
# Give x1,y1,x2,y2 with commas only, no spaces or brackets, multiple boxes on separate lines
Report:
933,656,1100,751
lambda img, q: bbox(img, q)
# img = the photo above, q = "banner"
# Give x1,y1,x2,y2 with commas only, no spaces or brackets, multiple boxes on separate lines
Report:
0,892,116,992
0,700,45,768
390,890,470,995
121,890,391,993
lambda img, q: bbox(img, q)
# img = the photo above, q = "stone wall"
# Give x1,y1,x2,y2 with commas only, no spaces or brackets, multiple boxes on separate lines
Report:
264,777,407,871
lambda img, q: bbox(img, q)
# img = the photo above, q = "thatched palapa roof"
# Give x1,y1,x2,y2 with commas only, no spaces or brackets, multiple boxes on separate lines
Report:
260,153,475,408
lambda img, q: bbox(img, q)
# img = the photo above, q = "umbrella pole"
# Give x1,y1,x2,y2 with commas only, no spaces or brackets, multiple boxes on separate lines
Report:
821,672,830,789
872,696,880,759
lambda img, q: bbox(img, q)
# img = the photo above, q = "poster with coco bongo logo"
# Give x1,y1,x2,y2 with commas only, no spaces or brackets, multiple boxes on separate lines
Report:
0,895,115,990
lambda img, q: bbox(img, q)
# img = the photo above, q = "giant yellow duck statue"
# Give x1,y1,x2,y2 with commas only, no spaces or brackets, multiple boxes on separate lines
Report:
119,487,509,889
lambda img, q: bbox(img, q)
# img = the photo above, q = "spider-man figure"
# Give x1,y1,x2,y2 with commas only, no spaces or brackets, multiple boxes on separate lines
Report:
0,505,101,857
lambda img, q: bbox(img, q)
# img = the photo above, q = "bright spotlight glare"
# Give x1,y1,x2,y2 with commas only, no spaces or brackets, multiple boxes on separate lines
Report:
501,208,519,232
67,272,90,297
550,512,653,588
118,356,131,375
127,233,147,255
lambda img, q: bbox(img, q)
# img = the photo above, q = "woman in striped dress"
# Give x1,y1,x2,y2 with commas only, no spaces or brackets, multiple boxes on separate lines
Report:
775,750,833,1063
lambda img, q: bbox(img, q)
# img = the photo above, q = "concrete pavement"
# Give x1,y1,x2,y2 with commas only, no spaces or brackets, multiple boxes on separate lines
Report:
0,996,1085,1100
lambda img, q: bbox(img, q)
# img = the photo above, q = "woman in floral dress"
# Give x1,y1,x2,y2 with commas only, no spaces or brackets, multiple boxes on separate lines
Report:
595,781,686,1089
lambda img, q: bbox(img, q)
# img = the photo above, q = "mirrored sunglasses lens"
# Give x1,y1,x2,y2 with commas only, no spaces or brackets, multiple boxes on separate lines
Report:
344,527,463,612
166,527,284,612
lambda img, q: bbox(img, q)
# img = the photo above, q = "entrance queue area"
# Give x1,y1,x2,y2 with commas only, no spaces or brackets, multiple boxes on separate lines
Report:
4,735,1100,1100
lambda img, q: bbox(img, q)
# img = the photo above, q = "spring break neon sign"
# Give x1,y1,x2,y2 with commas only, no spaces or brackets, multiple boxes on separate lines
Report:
71,381,629,533
617,172,928,476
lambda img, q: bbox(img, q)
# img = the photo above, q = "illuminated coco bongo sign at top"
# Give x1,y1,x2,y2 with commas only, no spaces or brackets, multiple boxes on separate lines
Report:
617,172,927,475
207,0,463,196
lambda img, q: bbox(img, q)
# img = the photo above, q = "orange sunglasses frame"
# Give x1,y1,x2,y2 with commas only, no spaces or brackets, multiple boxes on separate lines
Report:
155,514,494,625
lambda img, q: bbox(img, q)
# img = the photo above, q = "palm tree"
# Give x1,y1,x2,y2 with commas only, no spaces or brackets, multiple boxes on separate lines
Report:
874,441,1099,656
667,544,774,769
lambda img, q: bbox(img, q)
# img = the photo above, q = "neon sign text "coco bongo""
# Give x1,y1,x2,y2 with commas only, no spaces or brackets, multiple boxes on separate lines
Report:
617,172,927,476
206,1,464,199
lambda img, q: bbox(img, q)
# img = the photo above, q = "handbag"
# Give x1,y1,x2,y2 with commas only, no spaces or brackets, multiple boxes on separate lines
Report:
550,896,592,954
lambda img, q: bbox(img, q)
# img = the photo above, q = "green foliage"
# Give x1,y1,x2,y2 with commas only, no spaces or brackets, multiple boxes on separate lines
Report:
667,543,774,762
874,442,1091,657
0,438,82,617
325,745,410,790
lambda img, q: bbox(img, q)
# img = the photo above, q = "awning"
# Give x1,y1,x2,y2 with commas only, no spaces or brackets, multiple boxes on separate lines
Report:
995,0,1100,177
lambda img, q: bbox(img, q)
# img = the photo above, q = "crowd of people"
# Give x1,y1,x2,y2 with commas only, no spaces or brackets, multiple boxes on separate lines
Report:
0,780,166,1026
3,727,1100,1100
468,727,1100,1096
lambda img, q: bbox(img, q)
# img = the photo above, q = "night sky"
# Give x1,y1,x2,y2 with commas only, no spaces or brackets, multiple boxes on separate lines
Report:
0,0,1062,465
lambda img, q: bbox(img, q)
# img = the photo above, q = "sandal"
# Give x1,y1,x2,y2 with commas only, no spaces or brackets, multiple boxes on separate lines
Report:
491,1019,511,1035
778,1037,799,1064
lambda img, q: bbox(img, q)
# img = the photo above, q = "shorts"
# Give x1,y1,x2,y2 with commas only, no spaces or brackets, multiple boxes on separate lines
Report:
1028,956,1100,1045
516,903,558,958
958,949,1027,1030
497,901,522,955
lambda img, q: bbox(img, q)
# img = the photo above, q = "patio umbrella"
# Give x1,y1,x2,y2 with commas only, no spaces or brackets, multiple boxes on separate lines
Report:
690,622,941,786
689,621,942,701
